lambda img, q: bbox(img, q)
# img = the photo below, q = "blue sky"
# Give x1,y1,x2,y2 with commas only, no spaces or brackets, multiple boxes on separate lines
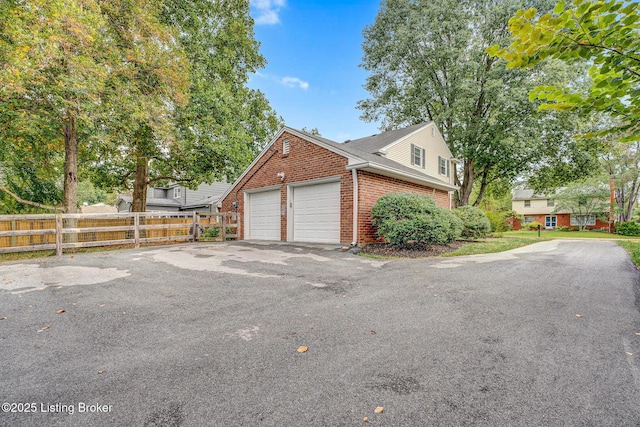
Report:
248,0,382,143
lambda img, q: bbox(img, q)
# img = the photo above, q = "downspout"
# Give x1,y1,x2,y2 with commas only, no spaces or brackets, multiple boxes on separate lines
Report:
352,168,358,246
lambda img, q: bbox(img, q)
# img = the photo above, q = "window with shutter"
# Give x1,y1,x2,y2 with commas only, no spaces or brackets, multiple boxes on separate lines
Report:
411,144,425,168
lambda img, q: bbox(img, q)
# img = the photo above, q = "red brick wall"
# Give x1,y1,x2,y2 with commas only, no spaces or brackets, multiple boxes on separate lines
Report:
220,131,353,243
357,171,451,245
515,213,609,230
221,131,455,245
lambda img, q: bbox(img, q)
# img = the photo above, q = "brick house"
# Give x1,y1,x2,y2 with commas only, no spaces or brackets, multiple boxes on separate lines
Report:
219,123,457,246
511,189,610,230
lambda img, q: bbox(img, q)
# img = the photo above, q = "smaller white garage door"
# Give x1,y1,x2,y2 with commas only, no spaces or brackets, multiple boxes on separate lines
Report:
248,189,280,240
293,181,340,244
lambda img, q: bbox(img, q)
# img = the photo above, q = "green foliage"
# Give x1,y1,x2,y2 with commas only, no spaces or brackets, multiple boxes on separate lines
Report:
556,225,579,231
371,193,463,246
488,0,640,141
527,221,543,230
201,227,220,238
484,211,511,232
602,141,640,222
359,0,590,207
77,181,107,206
0,0,116,212
453,206,492,239
617,241,640,268
615,221,640,237
552,179,610,230
0,0,280,214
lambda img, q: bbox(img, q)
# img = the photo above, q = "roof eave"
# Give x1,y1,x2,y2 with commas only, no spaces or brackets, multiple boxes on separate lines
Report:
347,162,458,192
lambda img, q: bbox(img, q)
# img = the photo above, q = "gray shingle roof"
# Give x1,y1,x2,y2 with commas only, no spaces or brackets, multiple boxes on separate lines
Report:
342,123,429,153
512,189,551,200
298,125,451,188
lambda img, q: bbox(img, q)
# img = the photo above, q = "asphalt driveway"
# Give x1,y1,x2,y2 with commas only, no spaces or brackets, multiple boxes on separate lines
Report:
1,240,639,426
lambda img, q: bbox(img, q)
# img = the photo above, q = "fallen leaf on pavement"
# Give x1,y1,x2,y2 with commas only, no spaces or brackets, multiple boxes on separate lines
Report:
98,370,106,375
0,317,6,321
56,309,66,314
370,330,376,335
297,346,309,353
374,406,384,414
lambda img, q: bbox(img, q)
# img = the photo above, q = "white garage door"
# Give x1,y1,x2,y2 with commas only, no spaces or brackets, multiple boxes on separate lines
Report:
248,189,280,240
293,181,340,243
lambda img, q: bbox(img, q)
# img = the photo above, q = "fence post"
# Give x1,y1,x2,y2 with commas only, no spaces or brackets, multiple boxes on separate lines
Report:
134,213,140,248
192,212,198,242
55,214,63,256
221,213,226,241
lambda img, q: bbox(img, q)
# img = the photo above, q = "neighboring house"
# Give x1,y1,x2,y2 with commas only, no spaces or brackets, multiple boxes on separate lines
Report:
511,189,609,230
116,182,231,212
218,123,458,245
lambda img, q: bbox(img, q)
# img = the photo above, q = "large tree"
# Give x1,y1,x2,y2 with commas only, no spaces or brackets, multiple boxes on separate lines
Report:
0,0,113,212
488,0,640,141
552,178,610,230
92,0,281,211
358,0,594,206
94,0,190,212
602,141,640,222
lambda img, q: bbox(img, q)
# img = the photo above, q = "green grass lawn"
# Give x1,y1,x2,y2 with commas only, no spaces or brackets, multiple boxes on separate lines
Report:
503,230,640,239
446,229,640,258
616,241,640,268
444,236,548,257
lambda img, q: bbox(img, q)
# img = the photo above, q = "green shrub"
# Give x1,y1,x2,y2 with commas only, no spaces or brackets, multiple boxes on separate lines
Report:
556,225,579,232
371,193,463,246
453,206,492,239
616,221,640,236
201,227,220,238
484,211,509,232
527,221,542,231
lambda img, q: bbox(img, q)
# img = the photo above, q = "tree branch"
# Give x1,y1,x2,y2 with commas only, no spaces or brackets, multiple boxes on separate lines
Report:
0,187,64,212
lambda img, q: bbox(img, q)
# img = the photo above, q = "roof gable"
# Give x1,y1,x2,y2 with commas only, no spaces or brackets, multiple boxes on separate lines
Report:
218,125,458,205
343,123,429,154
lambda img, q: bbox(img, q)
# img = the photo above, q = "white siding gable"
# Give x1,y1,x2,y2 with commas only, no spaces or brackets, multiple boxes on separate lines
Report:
382,124,454,185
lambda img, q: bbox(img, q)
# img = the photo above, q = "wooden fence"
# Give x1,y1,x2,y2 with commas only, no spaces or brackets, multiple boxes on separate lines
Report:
0,212,240,256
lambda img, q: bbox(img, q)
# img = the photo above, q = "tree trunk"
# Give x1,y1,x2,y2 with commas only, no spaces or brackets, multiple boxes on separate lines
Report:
131,156,149,212
472,169,490,207
62,115,78,214
456,159,475,207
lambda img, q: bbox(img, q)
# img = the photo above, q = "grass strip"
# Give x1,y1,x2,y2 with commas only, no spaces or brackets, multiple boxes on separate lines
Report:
443,236,546,257
616,240,640,269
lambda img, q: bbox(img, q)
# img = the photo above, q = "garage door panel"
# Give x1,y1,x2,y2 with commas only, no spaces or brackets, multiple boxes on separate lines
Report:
248,190,280,240
293,181,340,244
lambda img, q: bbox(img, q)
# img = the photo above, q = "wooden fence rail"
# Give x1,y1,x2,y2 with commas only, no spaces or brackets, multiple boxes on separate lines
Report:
0,212,240,256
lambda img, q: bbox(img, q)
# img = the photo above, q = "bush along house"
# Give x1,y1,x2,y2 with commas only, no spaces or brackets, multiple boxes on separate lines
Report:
218,123,458,246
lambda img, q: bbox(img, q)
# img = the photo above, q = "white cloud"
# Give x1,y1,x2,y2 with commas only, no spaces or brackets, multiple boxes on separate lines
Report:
281,77,309,90
252,0,286,25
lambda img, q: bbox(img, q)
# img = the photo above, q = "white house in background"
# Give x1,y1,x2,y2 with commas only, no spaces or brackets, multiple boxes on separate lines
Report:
116,182,231,212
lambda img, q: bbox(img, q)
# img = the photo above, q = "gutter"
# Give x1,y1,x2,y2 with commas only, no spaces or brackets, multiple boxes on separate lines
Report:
346,162,458,192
